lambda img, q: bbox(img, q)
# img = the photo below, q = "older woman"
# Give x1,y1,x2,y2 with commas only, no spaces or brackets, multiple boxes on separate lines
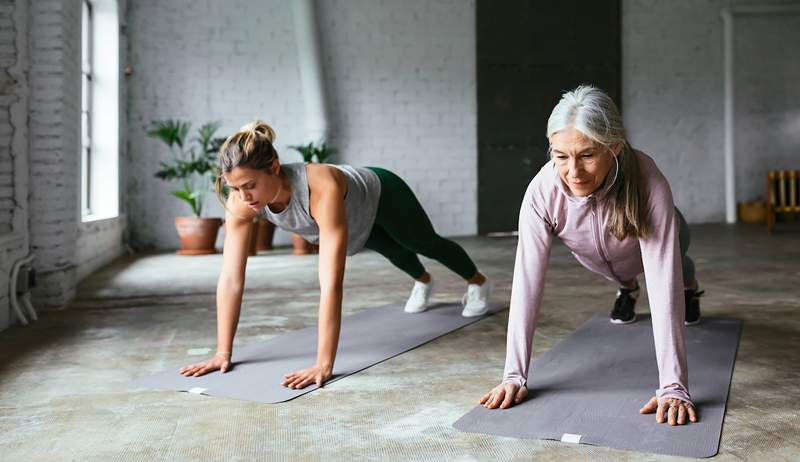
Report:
480,86,702,426
178,121,491,389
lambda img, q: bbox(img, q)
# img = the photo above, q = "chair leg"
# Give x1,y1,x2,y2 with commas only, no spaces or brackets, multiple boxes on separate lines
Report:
767,207,775,234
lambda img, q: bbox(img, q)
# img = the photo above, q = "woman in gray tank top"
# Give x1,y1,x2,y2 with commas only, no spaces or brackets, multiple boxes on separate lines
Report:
179,120,492,390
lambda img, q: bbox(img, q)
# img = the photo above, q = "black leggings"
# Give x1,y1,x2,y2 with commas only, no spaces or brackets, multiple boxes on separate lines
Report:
362,167,478,280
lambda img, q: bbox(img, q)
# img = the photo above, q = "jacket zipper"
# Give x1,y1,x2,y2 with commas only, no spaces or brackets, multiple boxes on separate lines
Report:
591,200,622,282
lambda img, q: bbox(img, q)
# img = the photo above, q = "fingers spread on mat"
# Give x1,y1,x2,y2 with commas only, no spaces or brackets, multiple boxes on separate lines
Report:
639,396,658,414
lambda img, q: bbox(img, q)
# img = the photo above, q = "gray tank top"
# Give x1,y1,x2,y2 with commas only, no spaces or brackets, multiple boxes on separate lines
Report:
259,163,381,256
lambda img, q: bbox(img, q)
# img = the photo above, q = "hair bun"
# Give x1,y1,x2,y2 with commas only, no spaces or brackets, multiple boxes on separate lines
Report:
240,120,276,143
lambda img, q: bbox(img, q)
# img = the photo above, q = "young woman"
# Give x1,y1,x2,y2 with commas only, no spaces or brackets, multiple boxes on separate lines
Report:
179,121,491,389
479,86,702,427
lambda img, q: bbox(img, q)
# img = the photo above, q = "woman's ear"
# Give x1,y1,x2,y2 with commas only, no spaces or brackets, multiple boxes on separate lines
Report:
611,143,623,157
270,158,280,175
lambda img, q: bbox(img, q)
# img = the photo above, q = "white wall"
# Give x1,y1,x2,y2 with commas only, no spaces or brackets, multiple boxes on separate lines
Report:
622,0,800,222
317,0,477,236
126,0,306,250
734,12,800,203
1,0,127,332
125,0,477,250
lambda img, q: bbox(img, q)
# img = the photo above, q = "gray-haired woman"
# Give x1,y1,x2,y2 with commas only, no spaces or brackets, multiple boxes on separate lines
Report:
480,86,703,426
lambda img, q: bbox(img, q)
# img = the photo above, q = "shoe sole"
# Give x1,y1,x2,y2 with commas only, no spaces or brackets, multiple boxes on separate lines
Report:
404,305,429,314
610,314,637,325
684,316,701,326
461,304,489,317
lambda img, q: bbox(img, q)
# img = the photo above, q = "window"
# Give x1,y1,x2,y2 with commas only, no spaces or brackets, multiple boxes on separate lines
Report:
80,0,119,222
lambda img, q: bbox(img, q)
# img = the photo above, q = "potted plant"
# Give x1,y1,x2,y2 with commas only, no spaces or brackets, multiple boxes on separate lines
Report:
287,141,337,255
148,119,226,255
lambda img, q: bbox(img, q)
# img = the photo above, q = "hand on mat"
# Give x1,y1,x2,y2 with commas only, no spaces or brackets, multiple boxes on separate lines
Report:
282,364,332,389
639,396,698,425
179,354,231,377
479,383,528,409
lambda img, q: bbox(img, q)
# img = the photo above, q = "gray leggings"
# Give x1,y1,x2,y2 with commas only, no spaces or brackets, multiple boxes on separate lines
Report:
624,207,695,287
676,208,696,285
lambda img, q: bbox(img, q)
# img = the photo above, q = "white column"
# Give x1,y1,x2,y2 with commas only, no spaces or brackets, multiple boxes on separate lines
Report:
722,8,735,224
292,0,329,143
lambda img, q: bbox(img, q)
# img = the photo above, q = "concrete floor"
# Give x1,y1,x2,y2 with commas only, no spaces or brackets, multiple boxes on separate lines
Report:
1,223,799,461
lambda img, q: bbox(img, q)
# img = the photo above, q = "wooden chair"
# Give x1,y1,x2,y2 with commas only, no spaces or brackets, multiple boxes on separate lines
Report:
767,170,800,233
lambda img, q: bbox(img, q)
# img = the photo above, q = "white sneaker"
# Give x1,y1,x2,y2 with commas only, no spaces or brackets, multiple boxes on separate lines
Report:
461,280,492,317
404,280,434,313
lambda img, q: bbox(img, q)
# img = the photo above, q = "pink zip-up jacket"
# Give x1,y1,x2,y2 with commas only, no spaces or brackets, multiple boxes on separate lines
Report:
502,150,691,404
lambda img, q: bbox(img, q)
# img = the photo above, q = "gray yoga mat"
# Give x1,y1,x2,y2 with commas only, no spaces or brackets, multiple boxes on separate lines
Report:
131,302,505,403
453,313,741,459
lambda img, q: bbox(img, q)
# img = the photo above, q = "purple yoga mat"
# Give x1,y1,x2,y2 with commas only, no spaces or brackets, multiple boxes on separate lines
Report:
131,302,506,403
453,313,741,458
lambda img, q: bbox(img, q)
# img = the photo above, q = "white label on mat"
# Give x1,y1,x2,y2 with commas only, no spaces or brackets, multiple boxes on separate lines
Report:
561,433,582,444
187,348,211,356
188,387,208,395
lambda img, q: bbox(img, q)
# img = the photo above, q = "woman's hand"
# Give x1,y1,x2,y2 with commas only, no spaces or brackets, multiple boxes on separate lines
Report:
639,396,698,425
179,353,231,377
479,382,529,409
282,364,333,389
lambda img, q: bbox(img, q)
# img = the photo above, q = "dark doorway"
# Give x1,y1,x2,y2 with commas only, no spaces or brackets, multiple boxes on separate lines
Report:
477,1,621,234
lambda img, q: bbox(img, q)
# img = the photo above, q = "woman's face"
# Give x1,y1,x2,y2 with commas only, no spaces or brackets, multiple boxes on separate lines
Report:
549,127,617,197
223,162,281,211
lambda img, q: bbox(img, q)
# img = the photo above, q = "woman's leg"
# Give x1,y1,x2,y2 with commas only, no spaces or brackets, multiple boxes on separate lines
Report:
363,224,427,280
675,208,697,289
676,207,702,324
367,167,480,281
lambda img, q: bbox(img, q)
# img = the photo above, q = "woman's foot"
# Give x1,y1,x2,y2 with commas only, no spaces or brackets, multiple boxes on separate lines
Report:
404,279,434,313
462,278,492,317
684,288,704,325
610,282,640,324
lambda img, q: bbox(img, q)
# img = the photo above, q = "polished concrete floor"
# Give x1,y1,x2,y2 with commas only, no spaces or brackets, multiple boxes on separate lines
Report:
1,223,798,461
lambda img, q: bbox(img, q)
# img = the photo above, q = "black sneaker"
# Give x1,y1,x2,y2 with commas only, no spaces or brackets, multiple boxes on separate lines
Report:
611,284,639,324
685,289,704,326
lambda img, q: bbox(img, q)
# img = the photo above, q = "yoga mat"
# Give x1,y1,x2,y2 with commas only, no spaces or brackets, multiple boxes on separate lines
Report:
453,314,741,458
131,302,505,403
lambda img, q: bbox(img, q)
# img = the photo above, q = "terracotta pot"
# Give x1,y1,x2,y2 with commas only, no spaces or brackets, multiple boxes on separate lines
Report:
292,233,319,255
255,219,276,251
174,216,223,255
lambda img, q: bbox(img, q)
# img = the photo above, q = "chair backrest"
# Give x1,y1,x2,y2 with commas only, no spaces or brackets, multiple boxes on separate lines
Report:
768,170,800,212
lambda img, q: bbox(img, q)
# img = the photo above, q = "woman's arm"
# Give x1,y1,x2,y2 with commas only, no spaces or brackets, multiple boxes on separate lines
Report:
482,179,553,409
638,165,691,405
180,194,256,377
281,164,348,389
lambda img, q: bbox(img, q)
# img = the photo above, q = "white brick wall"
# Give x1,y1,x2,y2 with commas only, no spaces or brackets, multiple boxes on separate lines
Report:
76,215,126,281
318,0,477,236
622,0,728,223
0,0,28,331
27,0,82,309
733,13,800,203
126,0,478,250
0,0,15,234
622,0,800,222
126,0,306,250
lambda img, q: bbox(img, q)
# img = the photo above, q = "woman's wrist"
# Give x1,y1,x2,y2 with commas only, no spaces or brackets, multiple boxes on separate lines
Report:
215,351,232,359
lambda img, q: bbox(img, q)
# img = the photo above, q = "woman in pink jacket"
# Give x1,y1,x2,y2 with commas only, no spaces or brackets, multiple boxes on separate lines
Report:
480,86,702,427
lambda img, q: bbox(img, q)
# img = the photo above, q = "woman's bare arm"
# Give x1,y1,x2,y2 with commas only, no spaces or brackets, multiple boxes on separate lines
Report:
282,164,348,389
180,195,256,377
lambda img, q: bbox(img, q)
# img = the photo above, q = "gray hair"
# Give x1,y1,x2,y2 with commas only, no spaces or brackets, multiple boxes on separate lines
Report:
546,85,650,240
546,85,626,145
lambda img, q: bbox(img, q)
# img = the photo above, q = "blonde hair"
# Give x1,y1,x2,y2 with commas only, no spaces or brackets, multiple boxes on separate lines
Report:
214,120,280,206
547,86,650,240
